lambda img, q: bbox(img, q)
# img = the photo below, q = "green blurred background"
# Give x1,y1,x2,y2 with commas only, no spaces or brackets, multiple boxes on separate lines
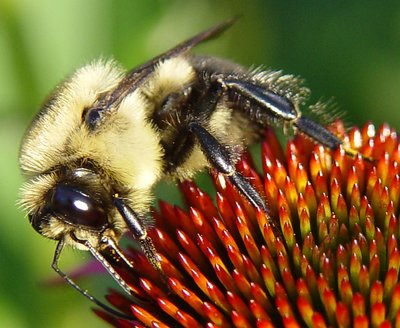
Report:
1,1,399,327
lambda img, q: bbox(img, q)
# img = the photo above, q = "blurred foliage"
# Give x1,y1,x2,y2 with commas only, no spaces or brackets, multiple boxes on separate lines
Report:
0,1,399,327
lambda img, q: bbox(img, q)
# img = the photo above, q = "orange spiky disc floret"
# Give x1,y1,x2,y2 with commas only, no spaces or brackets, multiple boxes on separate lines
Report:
97,121,400,327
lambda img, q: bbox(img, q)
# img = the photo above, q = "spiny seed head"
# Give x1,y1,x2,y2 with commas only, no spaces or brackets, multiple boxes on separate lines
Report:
96,121,400,327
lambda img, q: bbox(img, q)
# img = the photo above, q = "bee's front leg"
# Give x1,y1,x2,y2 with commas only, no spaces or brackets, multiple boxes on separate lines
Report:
113,196,163,276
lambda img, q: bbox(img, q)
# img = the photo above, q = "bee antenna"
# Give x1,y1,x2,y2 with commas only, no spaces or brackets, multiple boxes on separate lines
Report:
52,238,134,320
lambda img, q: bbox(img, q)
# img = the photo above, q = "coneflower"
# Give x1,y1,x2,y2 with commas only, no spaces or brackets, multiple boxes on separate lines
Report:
95,121,400,327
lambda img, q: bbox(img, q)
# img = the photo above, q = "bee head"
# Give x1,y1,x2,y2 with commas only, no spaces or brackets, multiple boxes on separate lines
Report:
19,167,124,249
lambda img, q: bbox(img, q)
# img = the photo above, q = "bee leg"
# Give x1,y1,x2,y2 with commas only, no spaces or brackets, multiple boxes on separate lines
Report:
52,238,134,319
223,79,371,160
113,196,166,280
223,79,344,148
292,116,372,160
188,122,268,214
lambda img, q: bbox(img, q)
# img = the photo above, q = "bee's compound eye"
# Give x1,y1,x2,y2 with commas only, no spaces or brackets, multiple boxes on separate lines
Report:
48,185,107,229
85,107,102,130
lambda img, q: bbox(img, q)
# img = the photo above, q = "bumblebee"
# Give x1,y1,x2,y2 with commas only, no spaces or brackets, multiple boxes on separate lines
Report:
19,20,360,316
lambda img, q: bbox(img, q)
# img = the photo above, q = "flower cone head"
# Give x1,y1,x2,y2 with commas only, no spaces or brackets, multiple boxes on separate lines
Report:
96,121,400,327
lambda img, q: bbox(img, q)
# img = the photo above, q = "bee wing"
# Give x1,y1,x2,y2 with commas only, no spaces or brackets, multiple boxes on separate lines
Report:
105,18,236,108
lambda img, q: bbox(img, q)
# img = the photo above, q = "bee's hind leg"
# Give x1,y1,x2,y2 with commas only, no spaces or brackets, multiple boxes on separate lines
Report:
224,79,371,161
